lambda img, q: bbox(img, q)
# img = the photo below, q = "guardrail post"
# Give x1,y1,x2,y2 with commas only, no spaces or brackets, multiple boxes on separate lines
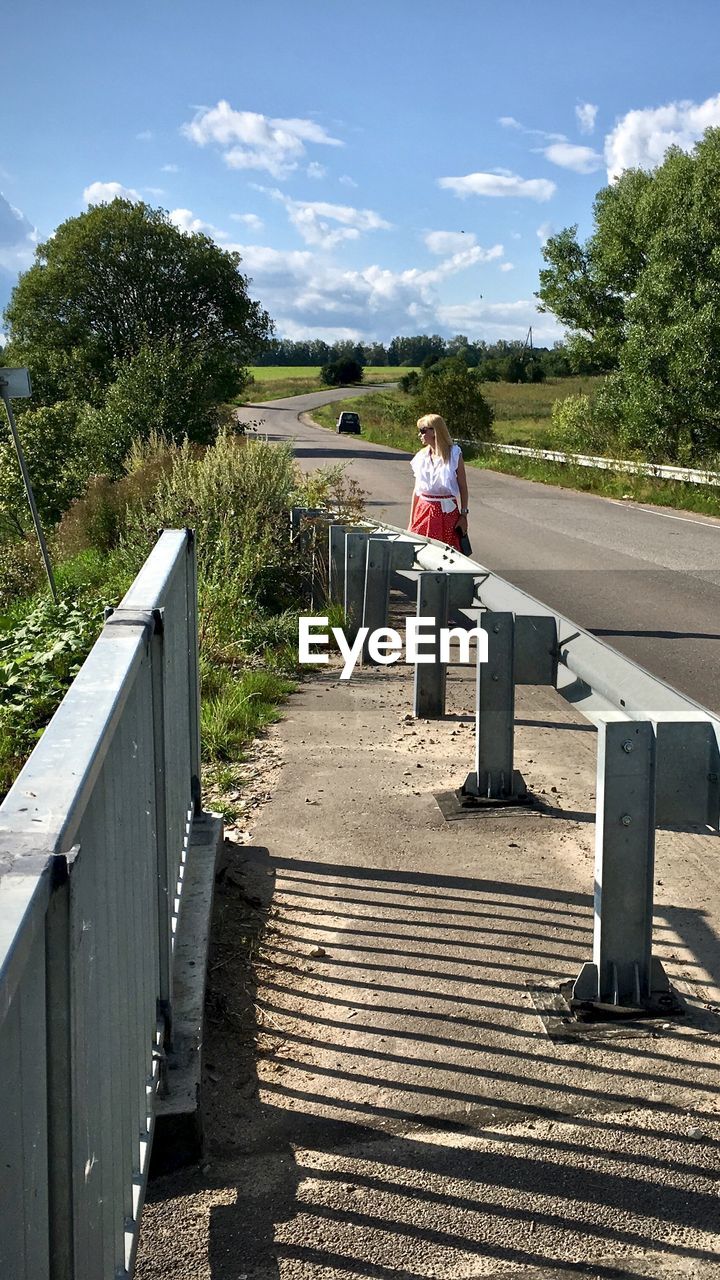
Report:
362,538,392,664
185,531,202,817
46,853,77,1280
344,531,368,645
328,524,346,606
149,609,172,1051
413,573,449,717
413,572,477,718
290,505,323,540
572,720,674,1012
462,611,527,804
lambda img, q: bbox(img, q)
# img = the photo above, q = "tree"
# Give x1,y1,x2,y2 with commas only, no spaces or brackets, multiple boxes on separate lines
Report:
77,341,234,476
0,402,85,536
4,198,272,406
537,127,720,459
320,358,363,387
415,359,494,442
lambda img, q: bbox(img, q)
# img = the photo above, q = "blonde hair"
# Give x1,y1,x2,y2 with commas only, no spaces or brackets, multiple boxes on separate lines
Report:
417,413,452,464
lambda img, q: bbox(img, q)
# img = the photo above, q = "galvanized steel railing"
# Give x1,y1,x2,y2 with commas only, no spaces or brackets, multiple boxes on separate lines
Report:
0,529,200,1280
300,510,720,1019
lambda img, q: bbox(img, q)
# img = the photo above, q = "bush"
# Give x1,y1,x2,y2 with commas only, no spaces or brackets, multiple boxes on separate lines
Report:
548,393,617,456
76,342,232,477
55,431,178,556
399,370,420,394
0,538,44,612
321,358,363,387
0,400,87,536
415,359,494,442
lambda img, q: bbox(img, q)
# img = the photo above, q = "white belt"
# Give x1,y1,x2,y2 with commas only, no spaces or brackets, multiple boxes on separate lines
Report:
418,494,458,514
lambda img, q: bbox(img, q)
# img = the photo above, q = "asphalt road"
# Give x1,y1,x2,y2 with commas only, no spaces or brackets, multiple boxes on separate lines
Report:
238,388,720,715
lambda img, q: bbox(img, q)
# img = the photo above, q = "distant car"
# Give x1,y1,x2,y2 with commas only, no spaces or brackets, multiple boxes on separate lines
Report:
336,411,361,434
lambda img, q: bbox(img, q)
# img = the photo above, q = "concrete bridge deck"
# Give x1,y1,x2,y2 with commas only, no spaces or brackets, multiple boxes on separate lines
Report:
136,651,720,1280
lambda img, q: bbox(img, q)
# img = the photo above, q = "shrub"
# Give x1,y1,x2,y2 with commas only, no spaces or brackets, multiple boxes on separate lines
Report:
548,392,616,456
320,358,363,387
0,538,44,612
415,359,494,442
56,431,178,556
0,400,87,537
76,342,232,477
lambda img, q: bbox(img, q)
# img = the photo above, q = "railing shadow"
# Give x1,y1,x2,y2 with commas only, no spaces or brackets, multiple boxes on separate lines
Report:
161,854,720,1278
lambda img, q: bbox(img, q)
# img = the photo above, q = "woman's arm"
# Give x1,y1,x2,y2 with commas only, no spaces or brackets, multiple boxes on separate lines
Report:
409,489,419,529
456,454,469,531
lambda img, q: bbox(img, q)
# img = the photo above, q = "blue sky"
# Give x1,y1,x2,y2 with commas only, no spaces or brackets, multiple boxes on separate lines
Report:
3,0,720,348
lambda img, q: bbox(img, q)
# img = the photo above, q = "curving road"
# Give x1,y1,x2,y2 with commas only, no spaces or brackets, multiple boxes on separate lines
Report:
238,388,720,714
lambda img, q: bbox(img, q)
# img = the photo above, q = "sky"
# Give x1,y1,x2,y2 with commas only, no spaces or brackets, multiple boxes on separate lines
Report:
3,1,720,349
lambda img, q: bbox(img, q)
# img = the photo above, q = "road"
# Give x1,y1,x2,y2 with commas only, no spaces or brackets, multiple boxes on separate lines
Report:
238,387,720,714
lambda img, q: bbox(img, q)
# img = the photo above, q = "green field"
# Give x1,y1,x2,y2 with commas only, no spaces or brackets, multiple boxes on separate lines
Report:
239,366,413,404
249,365,412,381
241,368,601,436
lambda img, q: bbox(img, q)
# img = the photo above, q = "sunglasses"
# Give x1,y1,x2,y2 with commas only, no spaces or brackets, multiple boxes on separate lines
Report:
418,427,434,435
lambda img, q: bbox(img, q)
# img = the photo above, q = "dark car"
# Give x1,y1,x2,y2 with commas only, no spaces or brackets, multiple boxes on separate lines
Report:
336,411,361,434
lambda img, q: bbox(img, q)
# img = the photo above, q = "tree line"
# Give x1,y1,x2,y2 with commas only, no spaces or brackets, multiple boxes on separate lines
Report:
256,334,574,379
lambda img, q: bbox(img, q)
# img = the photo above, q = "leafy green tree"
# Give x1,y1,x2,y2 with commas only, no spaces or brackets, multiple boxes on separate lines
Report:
4,198,271,406
537,128,720,459
77,341,234,476
415,358,494,442
0,401,85,536
320,358,363,387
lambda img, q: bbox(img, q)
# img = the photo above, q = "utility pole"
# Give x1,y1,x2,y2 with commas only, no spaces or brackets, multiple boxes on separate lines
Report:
0,368,59,604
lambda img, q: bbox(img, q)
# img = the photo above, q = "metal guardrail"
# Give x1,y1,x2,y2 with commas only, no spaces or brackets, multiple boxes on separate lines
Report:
475,440,720,488
301,509,720,1019
0,529,201,1280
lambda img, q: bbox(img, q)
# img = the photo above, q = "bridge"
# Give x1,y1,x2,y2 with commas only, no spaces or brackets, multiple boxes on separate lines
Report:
2,476,720,1276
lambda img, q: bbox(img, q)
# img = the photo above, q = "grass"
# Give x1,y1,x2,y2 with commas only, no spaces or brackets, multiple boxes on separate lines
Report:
479,451,720,517
0,435,332,802
201,669,294,764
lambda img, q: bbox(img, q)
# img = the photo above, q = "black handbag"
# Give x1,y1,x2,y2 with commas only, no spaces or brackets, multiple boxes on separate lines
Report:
455,526,472,557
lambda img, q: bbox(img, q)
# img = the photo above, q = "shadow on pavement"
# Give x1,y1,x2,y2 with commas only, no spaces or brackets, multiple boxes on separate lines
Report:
147,854,720,1279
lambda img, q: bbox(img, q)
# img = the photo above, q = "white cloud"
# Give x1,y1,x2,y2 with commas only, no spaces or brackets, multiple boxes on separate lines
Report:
543,141,603,174
500,262,515,272
136,130,153,142
0,193,37,272
498,116,522,130
536,221,554,245
605,92,720,182
83,180,141,204
576,102,598,134
437,298,564,344
424,230,475,255
144,186,166,197
511,231,522,240
439,171,556,201
339,175,358,188
230,212,264,232
264,190,391,249
161,163,179,173
169,208,228,239
307,161,326,179
181,101,343,179
228,231,508,341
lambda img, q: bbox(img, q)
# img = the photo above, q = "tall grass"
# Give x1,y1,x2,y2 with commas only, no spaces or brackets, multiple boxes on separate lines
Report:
0,428,363,805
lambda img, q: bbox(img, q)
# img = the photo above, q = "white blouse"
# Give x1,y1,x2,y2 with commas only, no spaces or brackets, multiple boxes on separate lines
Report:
411,443,462,512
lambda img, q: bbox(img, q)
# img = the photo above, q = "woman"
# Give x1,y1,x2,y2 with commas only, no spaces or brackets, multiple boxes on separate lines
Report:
408,413,469,551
